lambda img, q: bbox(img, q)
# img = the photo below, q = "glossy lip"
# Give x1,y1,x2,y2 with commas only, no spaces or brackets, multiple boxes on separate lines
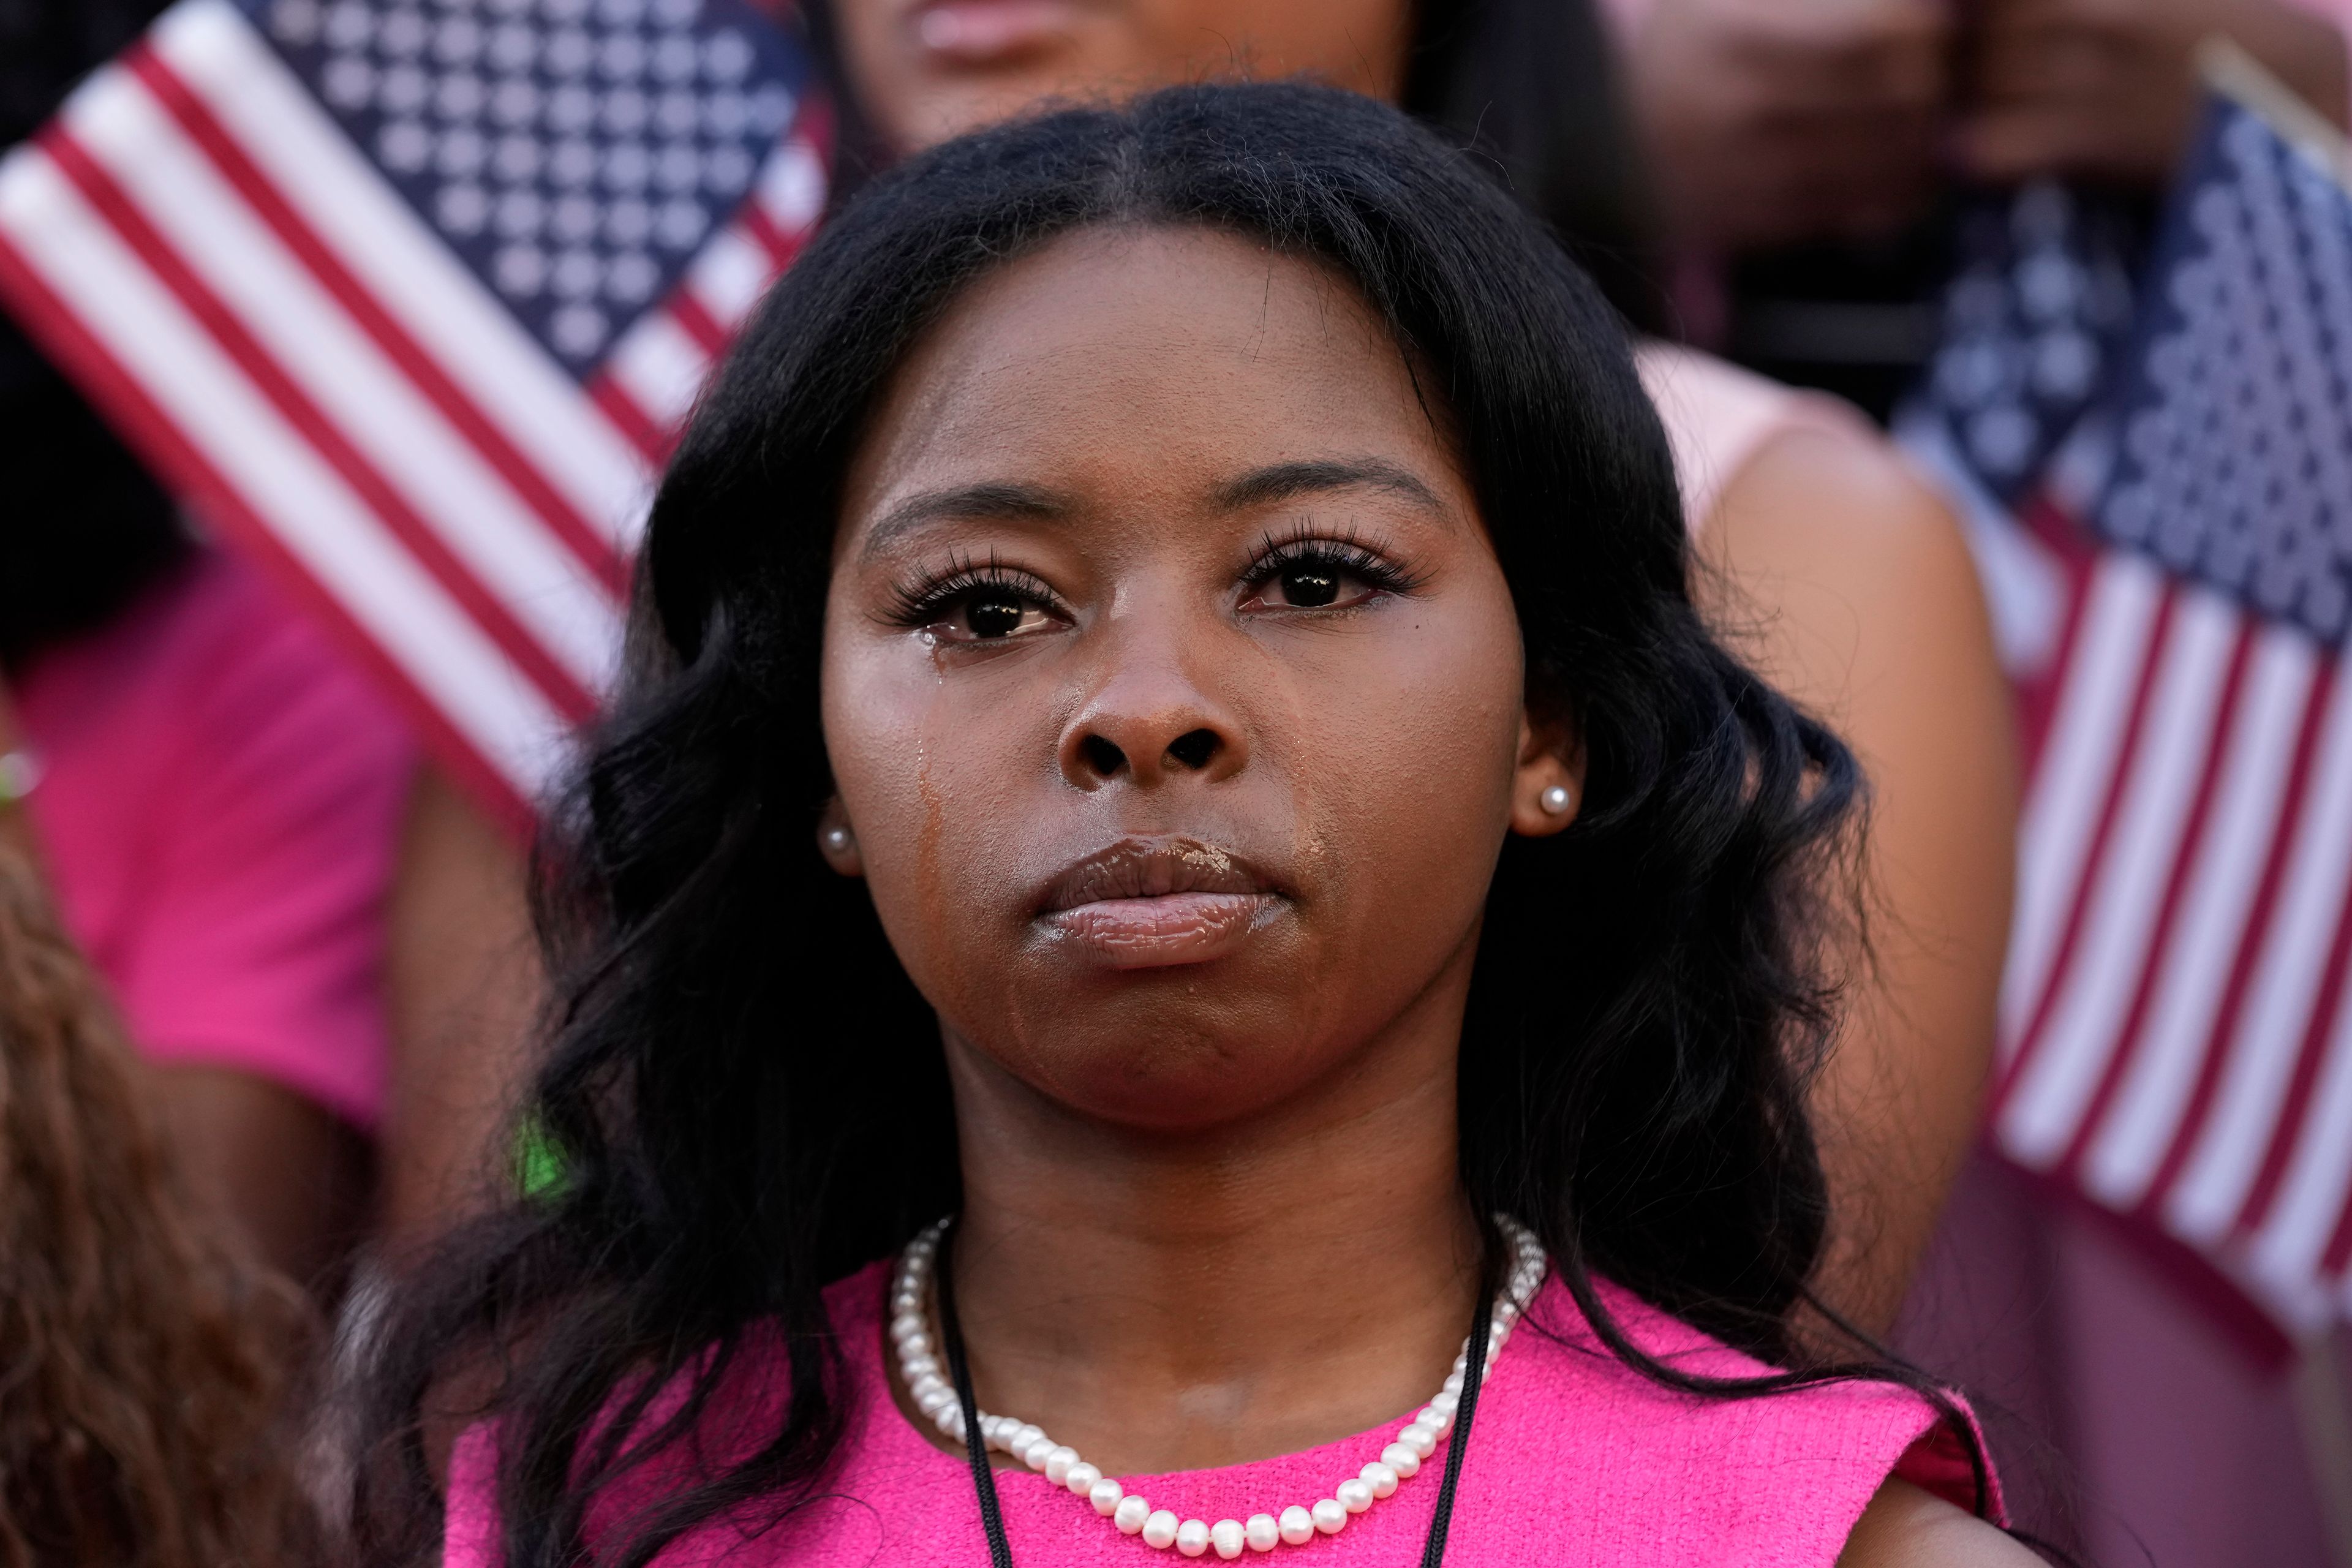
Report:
1036,835,1286,970
907,0,1085,63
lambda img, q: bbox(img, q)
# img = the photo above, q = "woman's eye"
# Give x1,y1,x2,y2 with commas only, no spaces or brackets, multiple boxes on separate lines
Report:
940,590,1055,641
1245,554,1395,611
1273,566,1342,608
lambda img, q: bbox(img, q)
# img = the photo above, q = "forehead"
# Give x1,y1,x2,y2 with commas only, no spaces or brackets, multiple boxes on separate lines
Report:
840,225,1458,524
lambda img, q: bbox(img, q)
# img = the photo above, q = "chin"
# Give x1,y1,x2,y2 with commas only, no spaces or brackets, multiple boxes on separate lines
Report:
900,72,1084,151
1006,993,1338,1133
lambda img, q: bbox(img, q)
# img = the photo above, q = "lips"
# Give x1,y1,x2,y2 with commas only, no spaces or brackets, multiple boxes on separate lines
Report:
909,0,1082,64
1036,837,1284,969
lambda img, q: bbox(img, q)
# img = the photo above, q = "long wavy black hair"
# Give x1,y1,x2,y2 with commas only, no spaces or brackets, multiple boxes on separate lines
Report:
353,81,1980,1568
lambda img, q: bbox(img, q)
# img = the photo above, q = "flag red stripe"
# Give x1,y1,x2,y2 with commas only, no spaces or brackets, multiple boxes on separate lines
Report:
737,202,805,272
2138,660,2343,1219
789,98,836,183
1996,581,2182,1114
0,221,535,837
587,371,673,464
42,124,601,725
2057,619,2260,1178
2318,1147,2352,1276
667,288,731,357
125,45,633,600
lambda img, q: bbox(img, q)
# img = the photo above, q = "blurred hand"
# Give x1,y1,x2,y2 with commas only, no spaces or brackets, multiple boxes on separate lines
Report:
1961,0,2351,185
1625,0,1954,252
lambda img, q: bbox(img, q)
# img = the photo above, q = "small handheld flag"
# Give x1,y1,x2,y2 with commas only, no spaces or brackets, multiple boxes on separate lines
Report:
0,0,829,829
1907,43,2352,1333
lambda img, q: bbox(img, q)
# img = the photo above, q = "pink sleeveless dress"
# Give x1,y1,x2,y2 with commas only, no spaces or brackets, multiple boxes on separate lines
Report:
444,1258,1993,1567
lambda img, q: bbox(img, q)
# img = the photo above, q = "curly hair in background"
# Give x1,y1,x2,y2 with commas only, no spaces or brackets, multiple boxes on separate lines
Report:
0,838,317,1568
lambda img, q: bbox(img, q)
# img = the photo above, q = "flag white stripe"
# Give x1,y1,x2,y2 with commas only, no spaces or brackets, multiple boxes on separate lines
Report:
755,137,826,233
0,146,565,795
688,225,774,329
608,309,712,431
151,0,652,549
1999,553,2169,1052
2248,997,2352,1300
62,68,624,698
2083,626,2320,1204
2002,588,2242,1165
2171,668,2352,1240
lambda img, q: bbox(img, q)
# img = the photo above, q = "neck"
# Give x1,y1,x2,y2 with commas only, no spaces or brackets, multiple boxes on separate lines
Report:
925,965,1485,1477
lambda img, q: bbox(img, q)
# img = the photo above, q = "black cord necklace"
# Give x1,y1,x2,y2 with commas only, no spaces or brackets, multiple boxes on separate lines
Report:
933,1218,1499,1567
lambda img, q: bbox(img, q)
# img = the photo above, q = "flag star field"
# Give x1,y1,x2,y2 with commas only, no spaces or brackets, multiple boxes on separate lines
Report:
257,0,805,371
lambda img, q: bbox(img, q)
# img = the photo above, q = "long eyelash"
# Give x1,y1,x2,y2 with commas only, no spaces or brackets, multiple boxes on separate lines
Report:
880,552,1057,628
1248,526,1428,597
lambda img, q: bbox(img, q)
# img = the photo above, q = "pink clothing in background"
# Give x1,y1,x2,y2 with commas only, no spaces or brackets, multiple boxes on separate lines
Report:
1634,341,1869,527
445,1260,1994,1567
1898,1152,2352,1566
14,545,417,1130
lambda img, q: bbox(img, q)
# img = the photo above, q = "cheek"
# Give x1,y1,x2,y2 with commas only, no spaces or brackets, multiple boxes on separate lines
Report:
819,626,1057,989
1294,603,1525,933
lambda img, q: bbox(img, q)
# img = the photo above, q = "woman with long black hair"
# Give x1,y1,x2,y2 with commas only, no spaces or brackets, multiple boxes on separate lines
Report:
354,84,2028,1568
804,0,2020,1339
381,0,2015,1340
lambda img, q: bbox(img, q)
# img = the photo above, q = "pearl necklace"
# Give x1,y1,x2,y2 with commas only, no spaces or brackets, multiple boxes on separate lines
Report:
890,1216,1548,1559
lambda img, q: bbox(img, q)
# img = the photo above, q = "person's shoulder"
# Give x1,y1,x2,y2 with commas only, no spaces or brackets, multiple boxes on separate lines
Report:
1837,1480,2043,1568
1630,341,1887,532
1697,402,1989,693
1632,341,1835,432
1720,409,1959,543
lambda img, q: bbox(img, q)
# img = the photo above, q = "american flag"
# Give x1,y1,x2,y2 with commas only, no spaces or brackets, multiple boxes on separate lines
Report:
0,0,827,829
1903,51,2352,1332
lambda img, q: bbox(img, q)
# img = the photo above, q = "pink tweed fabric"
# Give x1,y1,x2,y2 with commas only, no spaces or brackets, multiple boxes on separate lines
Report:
446,1258,1995,1567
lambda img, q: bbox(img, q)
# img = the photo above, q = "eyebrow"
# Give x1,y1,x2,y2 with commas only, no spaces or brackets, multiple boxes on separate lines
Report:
854,458,1447,561
859,481,1069,560
1210,458,1447,516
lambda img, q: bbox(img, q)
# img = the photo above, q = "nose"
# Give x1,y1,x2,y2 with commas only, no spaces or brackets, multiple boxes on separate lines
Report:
1058,622,1248,791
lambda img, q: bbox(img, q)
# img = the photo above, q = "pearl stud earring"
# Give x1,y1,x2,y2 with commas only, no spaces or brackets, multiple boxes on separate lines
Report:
1539,783,1574,816
823,824,853,853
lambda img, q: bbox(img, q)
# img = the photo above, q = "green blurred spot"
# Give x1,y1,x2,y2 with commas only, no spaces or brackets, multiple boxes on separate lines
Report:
513,1117,570,1199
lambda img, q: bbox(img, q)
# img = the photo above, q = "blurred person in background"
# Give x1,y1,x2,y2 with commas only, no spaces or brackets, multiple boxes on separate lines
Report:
1607,0,2349,411
0,0,418,1289
0,530,410,1291
0,828,318,1565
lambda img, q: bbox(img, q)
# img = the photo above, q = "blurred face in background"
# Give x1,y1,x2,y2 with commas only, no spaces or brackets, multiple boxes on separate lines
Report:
833,0,1411,153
